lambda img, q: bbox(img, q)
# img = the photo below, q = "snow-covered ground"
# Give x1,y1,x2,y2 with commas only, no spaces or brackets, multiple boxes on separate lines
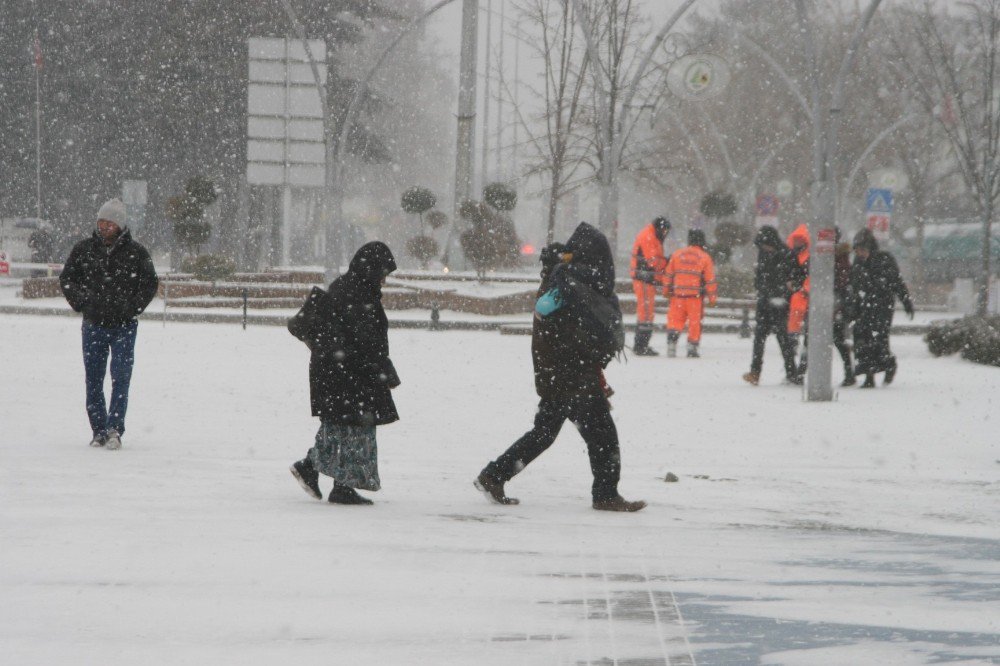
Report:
1,314,997,665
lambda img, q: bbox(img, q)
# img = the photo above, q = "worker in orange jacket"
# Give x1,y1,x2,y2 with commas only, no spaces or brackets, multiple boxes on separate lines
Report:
786,224,810,374
629,216,671,355
664,229,717,358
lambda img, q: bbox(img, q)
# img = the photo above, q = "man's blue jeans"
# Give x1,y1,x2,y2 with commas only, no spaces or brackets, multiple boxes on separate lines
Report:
82,321,138,438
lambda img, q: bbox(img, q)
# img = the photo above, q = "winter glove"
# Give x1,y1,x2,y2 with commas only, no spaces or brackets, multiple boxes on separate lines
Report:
903,300,915,320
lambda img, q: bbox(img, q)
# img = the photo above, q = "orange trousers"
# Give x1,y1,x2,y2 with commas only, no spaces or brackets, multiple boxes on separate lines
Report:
633,281,657,324
667,297,704,342
788,292,808,334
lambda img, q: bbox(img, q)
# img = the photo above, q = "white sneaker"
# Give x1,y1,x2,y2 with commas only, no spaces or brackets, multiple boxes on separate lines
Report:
105,430,122,450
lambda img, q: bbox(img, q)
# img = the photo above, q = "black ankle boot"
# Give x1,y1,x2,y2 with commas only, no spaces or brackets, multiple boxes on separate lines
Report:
328,485,373,505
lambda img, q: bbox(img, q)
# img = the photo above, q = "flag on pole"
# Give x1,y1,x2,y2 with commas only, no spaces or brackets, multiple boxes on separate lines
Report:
33,31,43,70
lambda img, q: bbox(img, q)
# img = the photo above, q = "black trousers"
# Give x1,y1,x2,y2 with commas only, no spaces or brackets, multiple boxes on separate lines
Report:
750,303,798,378
484,394,621,502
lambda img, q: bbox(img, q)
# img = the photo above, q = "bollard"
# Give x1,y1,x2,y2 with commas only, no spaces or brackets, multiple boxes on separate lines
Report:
242,288,248,330
163,279,168,327
430,304,440,331
739,307,752,338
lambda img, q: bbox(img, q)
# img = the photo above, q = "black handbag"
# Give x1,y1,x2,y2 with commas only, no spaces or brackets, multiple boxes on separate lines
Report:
287,286,327,346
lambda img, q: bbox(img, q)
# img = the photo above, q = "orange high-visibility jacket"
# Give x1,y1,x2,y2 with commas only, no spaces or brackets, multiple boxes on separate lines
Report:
630,223,668,284
665,245,717,300
787,223,811,295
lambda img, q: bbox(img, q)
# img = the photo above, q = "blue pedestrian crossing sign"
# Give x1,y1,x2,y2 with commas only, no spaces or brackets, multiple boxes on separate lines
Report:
866,188,894,214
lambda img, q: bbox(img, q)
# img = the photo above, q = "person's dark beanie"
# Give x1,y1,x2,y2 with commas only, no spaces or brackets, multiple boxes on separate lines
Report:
688,229,707,248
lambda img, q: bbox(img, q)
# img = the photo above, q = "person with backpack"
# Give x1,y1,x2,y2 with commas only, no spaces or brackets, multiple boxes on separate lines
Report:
288,242,400,505
474,223,646,512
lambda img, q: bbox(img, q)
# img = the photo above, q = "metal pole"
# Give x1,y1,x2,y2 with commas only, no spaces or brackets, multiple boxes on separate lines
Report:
481,0,492,190
496,0,505,179
797,0,884,402
242,287,248,330
281,35,292,268
449,0,480,266
34,28,42,222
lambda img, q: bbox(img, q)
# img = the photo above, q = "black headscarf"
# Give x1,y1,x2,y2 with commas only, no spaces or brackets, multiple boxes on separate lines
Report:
754,225,783,250
852,229,880,253
334,241,397,301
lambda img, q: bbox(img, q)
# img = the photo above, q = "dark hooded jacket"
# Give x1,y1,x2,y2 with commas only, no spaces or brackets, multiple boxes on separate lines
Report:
752,226,804,305
532,223,621,400
59,229,159,327
308,242,400,425
850,230,912,334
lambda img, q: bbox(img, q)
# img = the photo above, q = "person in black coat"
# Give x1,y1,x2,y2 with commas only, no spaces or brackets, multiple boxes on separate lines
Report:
743,225,804,386
474,223,646,512
850,229,914,388
289,242,400,505
59,198,158,450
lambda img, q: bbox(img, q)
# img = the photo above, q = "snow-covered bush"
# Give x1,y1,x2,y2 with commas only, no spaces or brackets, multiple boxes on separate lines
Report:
925,316,1000,366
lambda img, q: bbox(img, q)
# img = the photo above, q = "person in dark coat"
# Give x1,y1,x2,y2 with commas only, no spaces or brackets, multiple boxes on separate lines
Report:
59,198,159,450
289,242,400,505
833,233,856,386
743,225,804,386
850,229,914,388
474,223,646,512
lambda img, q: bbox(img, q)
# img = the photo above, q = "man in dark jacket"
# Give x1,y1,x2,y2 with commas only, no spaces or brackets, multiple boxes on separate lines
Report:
60,198,158,450
474,223,646,512
743,225,804,386
850,229,914,388
289,242,400,505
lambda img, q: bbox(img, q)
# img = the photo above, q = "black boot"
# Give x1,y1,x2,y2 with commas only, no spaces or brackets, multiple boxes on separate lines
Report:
474,471,519,505
593,494,647,512
841,369,856,387
633,327,658,356
860,374,875,388
328,484,373,505
290,459,322,500
884,357,897,385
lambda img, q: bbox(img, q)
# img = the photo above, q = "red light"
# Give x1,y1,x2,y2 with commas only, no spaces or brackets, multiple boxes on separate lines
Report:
521,243,536,255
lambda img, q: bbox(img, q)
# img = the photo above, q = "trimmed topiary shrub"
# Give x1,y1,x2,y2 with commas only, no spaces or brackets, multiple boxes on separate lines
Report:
483,182,517,212
426,210,449,230
406,235,440,269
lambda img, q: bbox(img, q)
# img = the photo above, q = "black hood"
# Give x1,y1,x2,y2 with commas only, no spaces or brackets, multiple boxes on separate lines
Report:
853,228,880,253
349,241,397,283
565,222,616,297
754,225,783,249
333,241,397,300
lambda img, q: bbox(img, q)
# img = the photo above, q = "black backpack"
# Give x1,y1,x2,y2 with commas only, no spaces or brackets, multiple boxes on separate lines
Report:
552,268,625,366
287,286,328,346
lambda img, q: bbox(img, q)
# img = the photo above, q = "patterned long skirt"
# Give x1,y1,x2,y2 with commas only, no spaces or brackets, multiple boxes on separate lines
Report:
308,420,381,491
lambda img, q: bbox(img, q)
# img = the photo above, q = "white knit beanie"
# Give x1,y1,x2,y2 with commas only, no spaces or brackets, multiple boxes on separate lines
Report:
97,198,126,227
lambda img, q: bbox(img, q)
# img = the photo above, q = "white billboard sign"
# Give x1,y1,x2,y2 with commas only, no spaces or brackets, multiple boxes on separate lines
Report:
246,37,327,188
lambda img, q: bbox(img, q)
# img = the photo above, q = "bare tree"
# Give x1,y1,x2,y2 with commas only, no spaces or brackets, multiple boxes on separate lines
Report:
889,0,1000,315
502,0,592,243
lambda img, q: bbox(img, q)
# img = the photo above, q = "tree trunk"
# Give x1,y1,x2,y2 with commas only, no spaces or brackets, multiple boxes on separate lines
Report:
979,195,993,316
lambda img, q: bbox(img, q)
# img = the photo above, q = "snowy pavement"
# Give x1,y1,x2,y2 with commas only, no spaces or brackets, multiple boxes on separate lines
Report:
1,315,998,665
